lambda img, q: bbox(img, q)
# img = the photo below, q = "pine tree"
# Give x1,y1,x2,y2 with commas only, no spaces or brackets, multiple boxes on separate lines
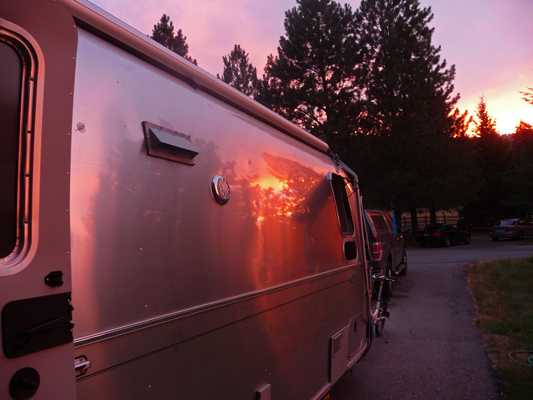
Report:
461,97,508,225
150,14,197,65
473,96,503,176
256,0,361,157
217,45,259,97
352,0,466,221
448,108,473,138
520,87,533,106
473,96,498,137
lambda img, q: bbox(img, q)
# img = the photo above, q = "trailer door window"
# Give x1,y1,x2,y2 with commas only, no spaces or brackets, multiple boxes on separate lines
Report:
329,172,354,235
0,40,22,260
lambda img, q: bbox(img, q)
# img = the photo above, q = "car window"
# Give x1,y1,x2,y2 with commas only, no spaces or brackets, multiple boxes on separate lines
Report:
384,214,394,230
364,212,375,235
498,220,515,226
371,215,388,232
423,224,444,232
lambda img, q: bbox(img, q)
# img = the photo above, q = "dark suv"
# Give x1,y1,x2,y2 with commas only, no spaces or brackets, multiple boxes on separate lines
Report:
365,210,407,297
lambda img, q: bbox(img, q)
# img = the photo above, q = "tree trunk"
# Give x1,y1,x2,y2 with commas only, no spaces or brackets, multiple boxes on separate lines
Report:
430,206,437,225
410,207,418,232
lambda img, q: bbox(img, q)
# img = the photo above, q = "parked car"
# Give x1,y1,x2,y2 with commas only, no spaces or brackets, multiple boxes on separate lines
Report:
489,219,533,241
364,210,407,298
416,223,471,247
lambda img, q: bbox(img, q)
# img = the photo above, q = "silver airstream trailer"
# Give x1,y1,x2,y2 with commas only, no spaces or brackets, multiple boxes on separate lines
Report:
0,1,371,398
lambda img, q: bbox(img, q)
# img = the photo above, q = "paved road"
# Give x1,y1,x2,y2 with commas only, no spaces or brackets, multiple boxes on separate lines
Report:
329,236,533,400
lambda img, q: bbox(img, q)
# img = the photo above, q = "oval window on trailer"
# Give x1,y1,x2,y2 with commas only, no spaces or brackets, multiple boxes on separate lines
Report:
0,33,33,264
0,40,22,260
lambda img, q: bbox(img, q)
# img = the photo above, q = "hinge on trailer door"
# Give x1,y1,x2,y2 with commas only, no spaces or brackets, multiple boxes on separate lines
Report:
75,356,91,378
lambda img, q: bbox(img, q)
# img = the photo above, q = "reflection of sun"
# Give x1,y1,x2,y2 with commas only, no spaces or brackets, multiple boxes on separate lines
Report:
254,174,285,193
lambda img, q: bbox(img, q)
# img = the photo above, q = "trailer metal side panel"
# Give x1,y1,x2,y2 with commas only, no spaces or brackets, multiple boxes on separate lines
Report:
75,279,366,400
68,29,367,398
70,28,350,335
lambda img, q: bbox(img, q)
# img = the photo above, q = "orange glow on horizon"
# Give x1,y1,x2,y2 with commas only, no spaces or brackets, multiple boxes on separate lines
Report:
458,82,533,136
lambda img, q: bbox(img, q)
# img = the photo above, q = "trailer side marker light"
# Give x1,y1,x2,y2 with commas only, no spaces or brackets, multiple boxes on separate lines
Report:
212,175,231,205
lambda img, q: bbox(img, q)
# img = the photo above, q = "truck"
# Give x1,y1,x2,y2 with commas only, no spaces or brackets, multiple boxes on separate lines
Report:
0,1,372,399
365,210,407,298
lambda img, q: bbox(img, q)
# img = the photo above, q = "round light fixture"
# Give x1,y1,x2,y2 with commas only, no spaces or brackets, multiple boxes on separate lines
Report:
212,175,231,205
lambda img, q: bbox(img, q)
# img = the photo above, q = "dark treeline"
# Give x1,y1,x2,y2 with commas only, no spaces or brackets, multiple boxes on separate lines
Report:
461,98,533,225
150,0,533,226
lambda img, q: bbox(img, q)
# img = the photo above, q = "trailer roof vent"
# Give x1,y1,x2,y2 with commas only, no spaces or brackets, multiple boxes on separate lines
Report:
142,121,198,165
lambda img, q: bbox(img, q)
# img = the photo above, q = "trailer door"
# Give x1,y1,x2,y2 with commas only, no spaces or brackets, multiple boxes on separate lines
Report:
1,1,78,399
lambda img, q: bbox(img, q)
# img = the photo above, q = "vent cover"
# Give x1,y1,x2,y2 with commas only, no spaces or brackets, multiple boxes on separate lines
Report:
330,325,349,384
142,121,198,165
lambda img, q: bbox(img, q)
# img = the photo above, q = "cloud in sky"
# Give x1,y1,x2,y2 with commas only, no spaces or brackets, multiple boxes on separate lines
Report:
89,0,533,133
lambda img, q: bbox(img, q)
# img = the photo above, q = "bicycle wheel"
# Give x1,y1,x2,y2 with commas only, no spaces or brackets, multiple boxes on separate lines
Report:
381,260,393,298
374,299,388,337
398,250,408,276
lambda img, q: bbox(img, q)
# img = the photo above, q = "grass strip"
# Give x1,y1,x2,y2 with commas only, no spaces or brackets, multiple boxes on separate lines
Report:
466,256,533,399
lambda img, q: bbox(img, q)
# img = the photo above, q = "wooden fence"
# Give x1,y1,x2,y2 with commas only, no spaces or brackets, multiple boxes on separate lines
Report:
400,214,460,233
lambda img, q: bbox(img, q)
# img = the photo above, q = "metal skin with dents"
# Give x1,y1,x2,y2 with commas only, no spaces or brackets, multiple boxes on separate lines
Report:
0,1,371,399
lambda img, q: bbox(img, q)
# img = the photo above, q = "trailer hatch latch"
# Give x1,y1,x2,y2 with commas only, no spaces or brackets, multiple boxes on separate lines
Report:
75,356,91,378
45,271,64,287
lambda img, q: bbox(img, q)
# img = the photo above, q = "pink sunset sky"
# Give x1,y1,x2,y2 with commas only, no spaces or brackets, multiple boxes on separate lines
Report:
89,0,533,134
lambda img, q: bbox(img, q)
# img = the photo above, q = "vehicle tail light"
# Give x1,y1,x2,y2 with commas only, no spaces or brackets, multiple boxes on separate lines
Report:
489,228,495,232
373,242,382,261
506,227,513,232
415,232,421,237
433,232,441,237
